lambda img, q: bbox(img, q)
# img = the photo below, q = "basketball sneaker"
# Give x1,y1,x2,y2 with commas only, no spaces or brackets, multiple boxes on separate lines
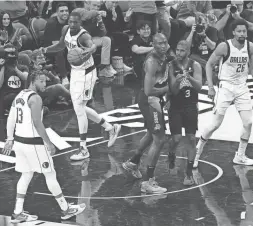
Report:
107,124,121,147
122,160,142,178
233,152,253,166
11,211,38,223
183,176,195,186
70,146,90,161
141,178,167,194
61,203,86,220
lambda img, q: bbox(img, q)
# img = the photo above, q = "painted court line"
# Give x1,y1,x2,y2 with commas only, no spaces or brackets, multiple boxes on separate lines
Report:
34,156,223,200
0,129,146,173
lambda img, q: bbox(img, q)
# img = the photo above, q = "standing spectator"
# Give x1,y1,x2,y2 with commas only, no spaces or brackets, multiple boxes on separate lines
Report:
74,1,117,77
177,0,213,27
131,21,153,80
100,1,132,72
44,3,69,86
216,0,253,42
186,14,218,67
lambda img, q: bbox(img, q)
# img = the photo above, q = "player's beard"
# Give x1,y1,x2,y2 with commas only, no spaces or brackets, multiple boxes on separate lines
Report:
238,37,246,44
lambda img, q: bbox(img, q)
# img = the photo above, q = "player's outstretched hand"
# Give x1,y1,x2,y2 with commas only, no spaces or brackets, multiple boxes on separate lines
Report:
2,140,14,156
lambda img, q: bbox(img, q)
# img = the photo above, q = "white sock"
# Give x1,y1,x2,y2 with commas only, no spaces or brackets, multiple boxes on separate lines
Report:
102,121,113,131
55,195,68,211
237,138,248,156
14,198,24,215
80,140,86,148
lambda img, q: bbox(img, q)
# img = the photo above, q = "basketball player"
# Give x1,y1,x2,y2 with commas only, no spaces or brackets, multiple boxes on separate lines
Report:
194,19,253,168
41,12,121,161
122,33,171,194
2,70,85,223
167,40,202,186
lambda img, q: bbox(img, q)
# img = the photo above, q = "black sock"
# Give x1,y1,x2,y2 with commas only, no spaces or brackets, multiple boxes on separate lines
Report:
186,161,194,177
146,166,155,180
130,153,142,165
80,133,87,141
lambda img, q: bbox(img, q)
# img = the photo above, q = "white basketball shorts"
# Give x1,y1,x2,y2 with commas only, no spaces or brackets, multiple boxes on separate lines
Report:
14,141,55,174
214,81,252,115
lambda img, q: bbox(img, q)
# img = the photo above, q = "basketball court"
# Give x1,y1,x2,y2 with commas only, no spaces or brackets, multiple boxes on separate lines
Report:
1,75,253,226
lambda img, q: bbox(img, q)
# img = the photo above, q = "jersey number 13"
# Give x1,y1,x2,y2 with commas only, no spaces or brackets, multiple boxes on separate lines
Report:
16,108,23,124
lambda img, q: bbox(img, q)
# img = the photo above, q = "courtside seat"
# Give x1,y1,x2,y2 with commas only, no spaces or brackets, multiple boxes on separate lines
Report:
29,17,47,48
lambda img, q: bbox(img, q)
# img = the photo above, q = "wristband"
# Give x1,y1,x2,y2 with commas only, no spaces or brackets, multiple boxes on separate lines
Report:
6,138,14,141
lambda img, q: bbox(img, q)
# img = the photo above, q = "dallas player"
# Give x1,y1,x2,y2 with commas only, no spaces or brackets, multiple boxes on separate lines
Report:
2,70,85,223
168,40,202,185
194,19,253,168
41,12,121,161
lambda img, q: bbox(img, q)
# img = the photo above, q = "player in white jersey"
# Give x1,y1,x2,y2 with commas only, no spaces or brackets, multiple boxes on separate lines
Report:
41,12,121,161
2,70,85,223
194,19,253,168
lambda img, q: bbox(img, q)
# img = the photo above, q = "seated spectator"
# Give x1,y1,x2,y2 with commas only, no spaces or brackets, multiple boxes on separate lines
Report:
129,1,157,35
100,1,132,72
216,0,253,42
176,0,213,27
0,1,28,27
43,2,70,86
0,12,23,50
0,44,28,112
74,1,117,77
131,21,153,80
31,50,71,108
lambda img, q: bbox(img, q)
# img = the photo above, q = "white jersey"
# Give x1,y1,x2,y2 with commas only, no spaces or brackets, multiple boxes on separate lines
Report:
218,39,250,85
14,89,42,138
64,27,94,70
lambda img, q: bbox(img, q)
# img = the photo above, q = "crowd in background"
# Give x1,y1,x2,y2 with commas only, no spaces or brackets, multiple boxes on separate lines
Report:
0,0,252,118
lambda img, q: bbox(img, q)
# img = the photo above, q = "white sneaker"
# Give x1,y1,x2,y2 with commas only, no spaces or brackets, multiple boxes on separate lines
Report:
62,77,69,86
109,64,117,74
141,178,167,194
70,147,90,161
233,152,253,165
107,124,121,147
61,203,86,220
11,211,38,223
123,64,132,72
99,67,115,78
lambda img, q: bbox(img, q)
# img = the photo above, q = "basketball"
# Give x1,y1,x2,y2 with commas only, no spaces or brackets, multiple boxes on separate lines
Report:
67,47,91,66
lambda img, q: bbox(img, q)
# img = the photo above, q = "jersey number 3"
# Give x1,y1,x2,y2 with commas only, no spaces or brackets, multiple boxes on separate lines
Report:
236,64,246,73
16,108,23,124
185,90,191,98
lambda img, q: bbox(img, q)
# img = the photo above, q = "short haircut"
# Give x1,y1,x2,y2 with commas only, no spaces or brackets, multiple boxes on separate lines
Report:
231,18,249,31
69,11,81,20
177,40,190,51
136,20,151,31
56,2,68,11
27,70,45,86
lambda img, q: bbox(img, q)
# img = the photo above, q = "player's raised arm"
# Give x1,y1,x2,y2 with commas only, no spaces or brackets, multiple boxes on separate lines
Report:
43,25,68,54
78,32,97,54
28,94,52,147
206,42,227,88
144,58,169,97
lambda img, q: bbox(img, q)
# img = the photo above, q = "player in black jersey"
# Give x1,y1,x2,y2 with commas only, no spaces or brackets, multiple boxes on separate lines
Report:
122,33,172,194
167,40,202,185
